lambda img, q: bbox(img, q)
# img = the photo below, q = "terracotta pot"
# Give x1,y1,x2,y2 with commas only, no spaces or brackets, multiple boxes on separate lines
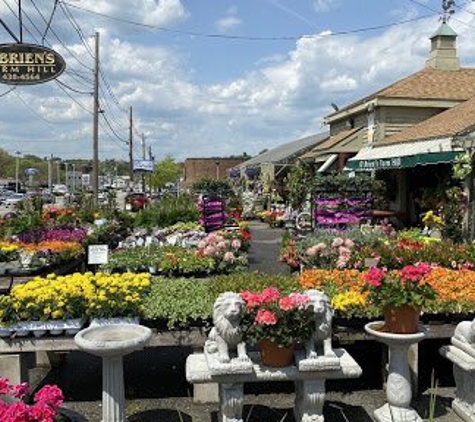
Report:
383,305,420,334
260,339,294,367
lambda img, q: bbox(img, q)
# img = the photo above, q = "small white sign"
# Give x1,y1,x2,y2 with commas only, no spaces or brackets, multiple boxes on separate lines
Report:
88,245,109,265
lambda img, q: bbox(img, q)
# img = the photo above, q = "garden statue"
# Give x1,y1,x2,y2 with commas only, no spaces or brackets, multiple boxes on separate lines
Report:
205,292,252,375
440,317,475,421
299,289,340,371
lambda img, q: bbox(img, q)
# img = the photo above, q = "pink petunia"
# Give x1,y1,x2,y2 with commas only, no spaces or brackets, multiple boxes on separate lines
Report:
260,287,281,303
279,296,295,311
240,291,262,308
365,267,386,287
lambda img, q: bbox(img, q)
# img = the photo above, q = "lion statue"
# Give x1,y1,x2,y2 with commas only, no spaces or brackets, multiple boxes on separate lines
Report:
305,289,336,359
205,292,249,364
454,317,475,345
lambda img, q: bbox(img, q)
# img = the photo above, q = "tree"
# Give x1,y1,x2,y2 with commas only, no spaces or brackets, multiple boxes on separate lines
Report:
151,156,181,190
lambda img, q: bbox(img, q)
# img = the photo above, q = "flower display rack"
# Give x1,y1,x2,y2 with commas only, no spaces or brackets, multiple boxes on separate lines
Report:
198,196,226,232
313,190,373,227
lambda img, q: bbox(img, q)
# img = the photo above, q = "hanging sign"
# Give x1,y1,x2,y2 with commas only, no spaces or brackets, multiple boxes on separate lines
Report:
0,43,66,85
133,160,154,172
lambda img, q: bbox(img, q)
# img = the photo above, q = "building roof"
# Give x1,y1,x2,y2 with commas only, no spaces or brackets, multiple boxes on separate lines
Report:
431,22,457,38
379,95,475,146
239,131,329,168
326,68,475,120
301,127,363,160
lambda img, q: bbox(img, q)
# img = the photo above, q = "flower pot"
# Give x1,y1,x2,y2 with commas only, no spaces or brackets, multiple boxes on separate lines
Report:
260,340,294,367
383,305,420,334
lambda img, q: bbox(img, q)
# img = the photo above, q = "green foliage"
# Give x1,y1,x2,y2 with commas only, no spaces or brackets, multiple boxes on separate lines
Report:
313,173,385,196
285,160,314,209
143,278,215,328
192,178,233,198
134,195,199,228
151,156,181,190
142,272,300,328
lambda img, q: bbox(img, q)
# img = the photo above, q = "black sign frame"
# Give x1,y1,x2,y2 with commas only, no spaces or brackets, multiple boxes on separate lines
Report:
0,43,66,86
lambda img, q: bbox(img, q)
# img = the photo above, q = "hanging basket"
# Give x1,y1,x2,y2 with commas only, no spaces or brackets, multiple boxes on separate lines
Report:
260,340,294,367
383,305,420,334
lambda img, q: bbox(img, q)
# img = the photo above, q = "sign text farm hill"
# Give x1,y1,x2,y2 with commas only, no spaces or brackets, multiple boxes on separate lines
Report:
0,43,66,85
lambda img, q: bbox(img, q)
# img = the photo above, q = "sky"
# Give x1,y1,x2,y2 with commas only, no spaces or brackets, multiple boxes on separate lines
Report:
1,0,475,162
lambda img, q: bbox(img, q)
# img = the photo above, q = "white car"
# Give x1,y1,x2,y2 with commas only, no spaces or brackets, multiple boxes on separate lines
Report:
4,193,25,207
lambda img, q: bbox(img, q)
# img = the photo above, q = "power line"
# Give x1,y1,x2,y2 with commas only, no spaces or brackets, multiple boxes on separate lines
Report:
12,90,55,125
101,112,128,144
54,80,93,115
42,0,59,43
0,87,16,98
56,79,92,95
63,1,437,41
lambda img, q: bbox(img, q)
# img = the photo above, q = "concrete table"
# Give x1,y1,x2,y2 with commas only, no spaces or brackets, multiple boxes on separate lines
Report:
186,349,362,422
365,322,427,422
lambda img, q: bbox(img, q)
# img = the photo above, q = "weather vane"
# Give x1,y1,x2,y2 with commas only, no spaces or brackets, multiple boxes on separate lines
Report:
441,0,456,23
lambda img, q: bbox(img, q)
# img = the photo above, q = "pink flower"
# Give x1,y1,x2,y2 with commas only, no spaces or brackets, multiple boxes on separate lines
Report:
401,262,432,283
260,287,281,303
203,246,215,257
365,267,386,287
332,238,344,248
34,384,64,408
279,296,295,311
344,239,355,248
197,240,207,249
255,309,278,325
3,402,31,422
289,292,310,307
217,241,228,250
306,246,317,257
223,252,235,262
30,401,57,422
12,382,30,399
231,239,242,250
0,377,10,395
240,291,262,308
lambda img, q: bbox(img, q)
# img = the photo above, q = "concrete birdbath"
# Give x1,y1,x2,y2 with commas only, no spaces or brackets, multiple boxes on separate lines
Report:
75,324,152,422
365,322,427,422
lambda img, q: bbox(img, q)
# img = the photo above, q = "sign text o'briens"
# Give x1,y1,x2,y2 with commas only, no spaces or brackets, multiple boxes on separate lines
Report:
0,43,66,85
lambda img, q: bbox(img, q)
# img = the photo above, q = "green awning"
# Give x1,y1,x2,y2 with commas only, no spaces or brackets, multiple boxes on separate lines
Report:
346,138,462,171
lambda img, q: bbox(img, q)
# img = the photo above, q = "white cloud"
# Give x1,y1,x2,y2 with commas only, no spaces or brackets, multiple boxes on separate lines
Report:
314,0,340,12
215,5,242,33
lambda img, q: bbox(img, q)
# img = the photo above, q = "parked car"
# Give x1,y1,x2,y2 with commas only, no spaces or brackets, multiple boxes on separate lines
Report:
125,193,149,212
4,193,25,208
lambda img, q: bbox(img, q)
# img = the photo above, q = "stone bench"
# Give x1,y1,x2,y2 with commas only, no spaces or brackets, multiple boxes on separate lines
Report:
186,349,362,422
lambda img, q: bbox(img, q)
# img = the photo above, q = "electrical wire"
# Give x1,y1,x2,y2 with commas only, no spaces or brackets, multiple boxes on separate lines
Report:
54,80,93,115
408,0,475,30
101,112,128,144
0,87,16,98
12,90,55,125
56,79,92,95
62,1,437,41
42,0,59,44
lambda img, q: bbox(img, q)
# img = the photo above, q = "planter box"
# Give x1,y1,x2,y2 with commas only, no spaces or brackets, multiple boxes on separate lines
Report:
9,319,85,338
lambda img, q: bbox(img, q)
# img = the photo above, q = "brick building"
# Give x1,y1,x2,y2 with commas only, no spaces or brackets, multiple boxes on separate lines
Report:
183,157,245,188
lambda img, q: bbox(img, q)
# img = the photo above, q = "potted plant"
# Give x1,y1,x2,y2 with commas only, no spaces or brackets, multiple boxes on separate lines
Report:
240,287,314,367
363,263,436,334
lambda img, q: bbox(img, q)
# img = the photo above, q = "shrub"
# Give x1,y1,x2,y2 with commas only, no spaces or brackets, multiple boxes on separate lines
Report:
134,195,199,229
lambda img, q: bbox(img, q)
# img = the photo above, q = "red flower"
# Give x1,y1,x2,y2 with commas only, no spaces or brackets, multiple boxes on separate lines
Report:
260,287,281,303
34,384,64,408
279,296,295,311
365,267,386,287
255,309,278,325
240,291,262,308
401,262,432,283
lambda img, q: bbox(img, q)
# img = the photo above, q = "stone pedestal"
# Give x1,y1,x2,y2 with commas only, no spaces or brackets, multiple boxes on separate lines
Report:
440,344,475,421
75,324,152,422
103,356,126,422
365,322,426,422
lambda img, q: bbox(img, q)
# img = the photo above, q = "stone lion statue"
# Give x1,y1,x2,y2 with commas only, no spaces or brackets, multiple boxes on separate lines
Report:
205,292,249,363
305,290,336,359
454,317,475,345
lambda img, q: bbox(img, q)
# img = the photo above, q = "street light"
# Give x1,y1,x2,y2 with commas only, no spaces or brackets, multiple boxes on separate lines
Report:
15,151,21,193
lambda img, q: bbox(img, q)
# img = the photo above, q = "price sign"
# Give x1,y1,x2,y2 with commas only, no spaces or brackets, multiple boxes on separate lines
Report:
88,244,109,265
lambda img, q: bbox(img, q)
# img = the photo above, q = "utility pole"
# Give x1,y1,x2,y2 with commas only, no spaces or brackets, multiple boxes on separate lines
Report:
129,106,134,187
65,162,69,191
141,133,146,192
72,163,76,193
92,31,100,206
148,145,153,195
15,151,21,193
48,154,52,194
56,160,61,184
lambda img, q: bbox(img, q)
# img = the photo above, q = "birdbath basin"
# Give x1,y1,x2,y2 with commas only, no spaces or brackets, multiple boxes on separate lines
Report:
75,324,152,422
365,322,427,422
75,324,151,358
